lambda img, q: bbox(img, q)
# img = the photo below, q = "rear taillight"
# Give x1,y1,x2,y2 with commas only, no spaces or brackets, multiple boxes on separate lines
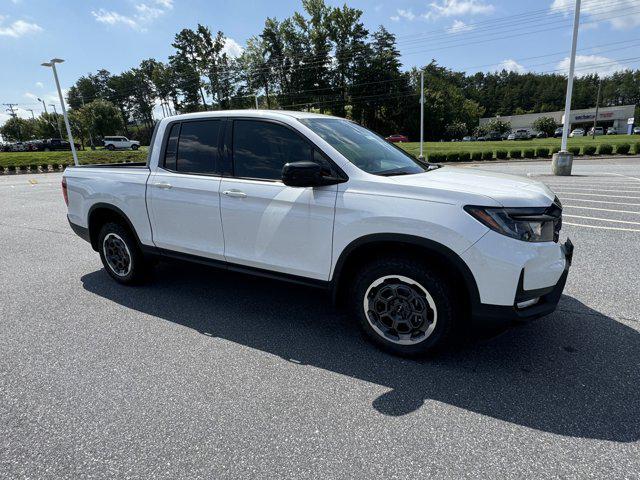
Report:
61,177,68,206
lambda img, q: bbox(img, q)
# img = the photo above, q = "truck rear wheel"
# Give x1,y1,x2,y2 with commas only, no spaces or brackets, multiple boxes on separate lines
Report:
351,257,457,357
106,144,115,151
98,222,147,285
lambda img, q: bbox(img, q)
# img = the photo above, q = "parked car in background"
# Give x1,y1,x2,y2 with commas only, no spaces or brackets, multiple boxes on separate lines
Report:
384,134,409,143
634,126,640,135
606,127,617,135
508,129,530,140
462,136,475,142
553,127,563,138
102,136,141,150
63,110,572,357
39,138,76,151
569,128,585,137
484,131,502,141
587,127,604,136
536,131,548,138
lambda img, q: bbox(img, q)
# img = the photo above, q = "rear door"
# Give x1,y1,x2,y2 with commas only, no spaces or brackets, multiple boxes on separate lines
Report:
219,118,338,280
147,119,225,260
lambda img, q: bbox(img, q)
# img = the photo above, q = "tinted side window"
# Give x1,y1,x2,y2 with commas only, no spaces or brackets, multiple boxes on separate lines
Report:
163,123,180,170
233,120,312,180
176,120,220,173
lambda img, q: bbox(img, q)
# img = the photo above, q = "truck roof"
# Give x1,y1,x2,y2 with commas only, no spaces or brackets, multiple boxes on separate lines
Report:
161,109,342,122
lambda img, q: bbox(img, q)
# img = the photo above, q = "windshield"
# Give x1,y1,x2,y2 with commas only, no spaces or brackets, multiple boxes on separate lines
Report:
299,118,430,176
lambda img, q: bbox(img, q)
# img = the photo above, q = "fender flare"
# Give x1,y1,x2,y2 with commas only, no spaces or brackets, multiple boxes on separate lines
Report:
87,202,144,251
331,233,481,307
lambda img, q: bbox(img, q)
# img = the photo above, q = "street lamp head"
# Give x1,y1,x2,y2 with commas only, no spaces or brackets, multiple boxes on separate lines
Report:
51,58,64,64
41,62,53,67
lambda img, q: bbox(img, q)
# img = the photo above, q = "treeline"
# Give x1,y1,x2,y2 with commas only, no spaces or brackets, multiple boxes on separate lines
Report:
2,0,639,144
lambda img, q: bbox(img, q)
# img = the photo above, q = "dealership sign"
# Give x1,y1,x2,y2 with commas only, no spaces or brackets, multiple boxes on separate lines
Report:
563,111,616,123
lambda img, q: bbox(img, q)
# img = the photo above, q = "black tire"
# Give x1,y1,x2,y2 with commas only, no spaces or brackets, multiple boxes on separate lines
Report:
131,144,139,150
97,222,147,285
350,256,458,357
106,144,115,151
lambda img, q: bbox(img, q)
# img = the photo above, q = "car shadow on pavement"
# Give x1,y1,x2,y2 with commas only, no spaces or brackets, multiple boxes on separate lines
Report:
81,261,640,442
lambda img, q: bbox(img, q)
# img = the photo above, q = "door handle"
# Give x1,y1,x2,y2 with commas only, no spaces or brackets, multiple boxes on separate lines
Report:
153,182,172,189
223,189,247,198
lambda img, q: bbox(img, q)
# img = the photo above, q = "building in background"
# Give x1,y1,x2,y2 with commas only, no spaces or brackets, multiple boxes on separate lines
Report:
480,104,636,134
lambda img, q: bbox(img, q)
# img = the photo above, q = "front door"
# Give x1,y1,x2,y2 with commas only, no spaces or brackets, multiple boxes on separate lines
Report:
147,119,225,260
219,119,337,280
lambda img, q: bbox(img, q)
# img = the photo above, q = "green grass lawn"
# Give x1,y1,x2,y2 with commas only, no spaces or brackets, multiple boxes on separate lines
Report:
398,135,640,158
0,148,148,168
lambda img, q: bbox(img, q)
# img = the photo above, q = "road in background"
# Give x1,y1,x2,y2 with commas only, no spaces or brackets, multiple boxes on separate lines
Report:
1,159,639,479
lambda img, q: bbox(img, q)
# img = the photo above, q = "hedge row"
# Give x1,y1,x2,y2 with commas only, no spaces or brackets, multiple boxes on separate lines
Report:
426,142,640,162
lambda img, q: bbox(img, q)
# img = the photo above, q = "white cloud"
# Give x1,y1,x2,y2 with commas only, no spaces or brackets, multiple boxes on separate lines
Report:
92,0,173,32
222,37,244,58
550,0,640,30
398,9,416,21
424,0,494,19
497,59,526,73
135,3,165,20
153,0,174,8
557,54,628,77
447,19,473,33
0,18,43,37
92,9,139,30
35,81,44,89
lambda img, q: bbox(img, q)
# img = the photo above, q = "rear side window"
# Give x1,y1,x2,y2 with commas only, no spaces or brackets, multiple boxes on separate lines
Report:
232,120,312,180
176,120,221,173
163,123,180,170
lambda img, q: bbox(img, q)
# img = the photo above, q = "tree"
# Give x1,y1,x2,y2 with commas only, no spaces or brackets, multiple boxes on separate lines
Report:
484,119,511,134
444,121,467,140
35,113,63,139
0,117,35,141
77,99,124,138
532,116,558,136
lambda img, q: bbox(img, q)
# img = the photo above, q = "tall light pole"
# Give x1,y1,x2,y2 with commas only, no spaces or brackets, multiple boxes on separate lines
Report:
42,58,78,166
553,0,581,176
419,69,425,160
27,109,35,120
592,78,602,139
37,97,48,114
49,104,63,137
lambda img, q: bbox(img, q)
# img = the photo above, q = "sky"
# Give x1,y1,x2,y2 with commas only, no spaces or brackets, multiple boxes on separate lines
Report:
1,0,639,126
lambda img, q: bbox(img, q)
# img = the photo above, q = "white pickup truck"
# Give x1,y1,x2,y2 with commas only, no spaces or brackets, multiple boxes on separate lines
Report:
63,110,573,356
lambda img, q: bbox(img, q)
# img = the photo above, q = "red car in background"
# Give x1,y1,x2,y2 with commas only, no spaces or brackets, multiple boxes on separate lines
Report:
385,134,409,143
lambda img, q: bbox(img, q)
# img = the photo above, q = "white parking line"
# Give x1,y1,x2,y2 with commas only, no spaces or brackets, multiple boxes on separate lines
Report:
561,198,640,206
564,205,640,215
554,191,640,199
563,222,640,232
564,214,640,225
548,187,640,193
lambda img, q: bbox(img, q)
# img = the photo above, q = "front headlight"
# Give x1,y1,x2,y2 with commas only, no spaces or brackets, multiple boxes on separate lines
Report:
464,204,561,242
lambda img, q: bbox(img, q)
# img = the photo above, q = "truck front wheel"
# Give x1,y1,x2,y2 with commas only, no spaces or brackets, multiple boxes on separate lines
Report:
98,222,147,285
351,257,457,357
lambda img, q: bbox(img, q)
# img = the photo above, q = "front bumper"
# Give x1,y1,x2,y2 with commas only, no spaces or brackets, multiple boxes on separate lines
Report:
471,238,573,328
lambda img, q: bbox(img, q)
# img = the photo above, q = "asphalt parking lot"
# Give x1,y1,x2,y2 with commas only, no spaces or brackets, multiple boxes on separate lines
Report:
1,158,639,479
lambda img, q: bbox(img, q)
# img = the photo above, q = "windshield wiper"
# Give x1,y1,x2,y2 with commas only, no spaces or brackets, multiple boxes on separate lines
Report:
378,170,413,176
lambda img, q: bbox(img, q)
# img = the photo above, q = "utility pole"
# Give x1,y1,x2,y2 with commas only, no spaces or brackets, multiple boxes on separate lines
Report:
552,0,581,176
42,58,78,166
419,70,425,160
2,103,21,141
592,78,602,139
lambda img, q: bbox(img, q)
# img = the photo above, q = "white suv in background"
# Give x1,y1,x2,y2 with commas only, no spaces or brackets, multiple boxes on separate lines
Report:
103,136,140,151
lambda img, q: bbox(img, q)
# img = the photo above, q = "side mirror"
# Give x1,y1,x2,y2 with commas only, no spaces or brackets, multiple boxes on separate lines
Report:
282,161,324,187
